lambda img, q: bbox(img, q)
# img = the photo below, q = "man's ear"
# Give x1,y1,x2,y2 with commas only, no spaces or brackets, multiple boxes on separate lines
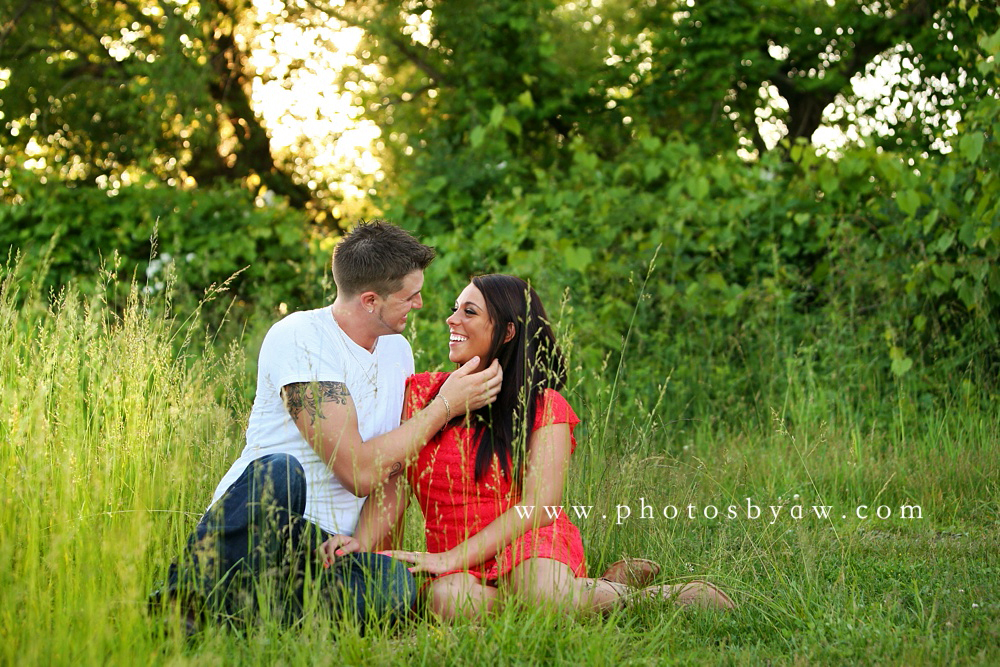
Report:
360,291,379,313
503,322,515,344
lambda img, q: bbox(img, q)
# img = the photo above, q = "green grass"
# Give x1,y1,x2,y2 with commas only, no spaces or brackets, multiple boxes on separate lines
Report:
1,263,998,666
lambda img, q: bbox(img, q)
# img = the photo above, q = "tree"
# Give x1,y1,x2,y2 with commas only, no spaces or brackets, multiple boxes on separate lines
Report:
631,0,997,156
306,0,995,224
0,0,331,334
293,0,998,396
0,0,311,207
296,0,622,233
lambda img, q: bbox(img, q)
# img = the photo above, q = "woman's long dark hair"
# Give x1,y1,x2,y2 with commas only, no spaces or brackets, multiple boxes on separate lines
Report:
466,275,567,486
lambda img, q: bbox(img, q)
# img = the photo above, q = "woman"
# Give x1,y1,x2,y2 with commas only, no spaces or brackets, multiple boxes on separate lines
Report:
325,275,733,619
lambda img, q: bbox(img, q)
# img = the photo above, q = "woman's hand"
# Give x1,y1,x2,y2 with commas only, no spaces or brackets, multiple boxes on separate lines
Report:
317,534,361,568
382,549,460,575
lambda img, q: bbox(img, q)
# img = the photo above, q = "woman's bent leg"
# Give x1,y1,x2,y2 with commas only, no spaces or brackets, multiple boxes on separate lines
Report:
503,557,627,616
425,573,499,621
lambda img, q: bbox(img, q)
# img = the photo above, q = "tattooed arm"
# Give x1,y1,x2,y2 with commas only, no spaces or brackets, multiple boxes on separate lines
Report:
282,381,351,421
281,365,500,497
281,380,374,495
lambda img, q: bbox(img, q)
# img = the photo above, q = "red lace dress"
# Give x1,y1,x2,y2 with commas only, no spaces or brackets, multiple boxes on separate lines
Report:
404,372,587,582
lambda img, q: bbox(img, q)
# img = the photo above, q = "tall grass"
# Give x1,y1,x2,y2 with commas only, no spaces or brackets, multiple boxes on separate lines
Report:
1,258,998,665
0,258,244,664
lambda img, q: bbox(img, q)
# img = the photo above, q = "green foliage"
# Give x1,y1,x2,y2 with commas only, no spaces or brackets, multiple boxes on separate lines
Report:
323,2,998,428
331,0,998,214
0,172,329,335
632,0,997,154
401,79,999,424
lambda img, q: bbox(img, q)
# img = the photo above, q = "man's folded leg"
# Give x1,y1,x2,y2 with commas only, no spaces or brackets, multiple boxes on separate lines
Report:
153,453,416,632
153,453,310,627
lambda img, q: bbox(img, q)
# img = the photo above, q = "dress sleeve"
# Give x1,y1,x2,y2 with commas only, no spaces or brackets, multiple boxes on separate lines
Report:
403,372,449,420
533,389,581,453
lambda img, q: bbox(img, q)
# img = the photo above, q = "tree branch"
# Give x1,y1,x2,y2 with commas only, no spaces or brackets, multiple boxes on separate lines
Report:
52,0,128,72
380,31,449,84
199,18,314,208
0,0,34,53
301,0,450,84
112,0,160,32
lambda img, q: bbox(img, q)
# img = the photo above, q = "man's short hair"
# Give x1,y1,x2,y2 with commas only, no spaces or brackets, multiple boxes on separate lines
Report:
332,220,435,297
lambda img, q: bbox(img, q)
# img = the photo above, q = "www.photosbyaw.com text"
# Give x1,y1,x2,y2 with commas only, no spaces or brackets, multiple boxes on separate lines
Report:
514,497,924,525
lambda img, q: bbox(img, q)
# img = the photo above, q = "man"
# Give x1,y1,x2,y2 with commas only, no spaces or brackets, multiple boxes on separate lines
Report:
156,220,502,630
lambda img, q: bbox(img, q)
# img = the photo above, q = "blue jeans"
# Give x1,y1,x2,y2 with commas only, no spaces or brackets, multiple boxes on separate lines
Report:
160,453,415,628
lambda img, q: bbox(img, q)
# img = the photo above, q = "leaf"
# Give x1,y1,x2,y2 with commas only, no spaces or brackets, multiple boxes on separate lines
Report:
426,175,449,193
705,272,728,290
644,162,662,183
573,150,598,172
517,90,534,110
563,246,592,271
897,189,920,217
688,176,709,200
931,262,955,284
819,171,839,194
980,26,1000,55
891,354,913,377
489,104,506,128
889,345,913,377
989,265,1000,295
971,261,988,283
789,142,806,164
957,280,978,309
922,208,939,236
959,222,978,249
959,132,984,164
470,126,486,148
934,231,955,254
502,115,522,138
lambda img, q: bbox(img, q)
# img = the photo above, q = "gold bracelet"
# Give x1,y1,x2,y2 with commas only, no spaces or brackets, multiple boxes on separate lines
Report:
437,394,451,429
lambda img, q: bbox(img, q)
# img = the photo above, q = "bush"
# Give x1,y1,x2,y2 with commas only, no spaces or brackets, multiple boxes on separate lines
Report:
0,174,330,339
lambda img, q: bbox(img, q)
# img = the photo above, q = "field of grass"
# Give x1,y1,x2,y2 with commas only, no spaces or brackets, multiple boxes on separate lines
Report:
1,264,998,666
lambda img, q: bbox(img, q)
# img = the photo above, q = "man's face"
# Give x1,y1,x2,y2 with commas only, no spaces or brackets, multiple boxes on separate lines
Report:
375,270,424,334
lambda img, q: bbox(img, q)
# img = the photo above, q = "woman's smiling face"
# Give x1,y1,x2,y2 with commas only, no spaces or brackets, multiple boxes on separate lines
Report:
446,283,495,372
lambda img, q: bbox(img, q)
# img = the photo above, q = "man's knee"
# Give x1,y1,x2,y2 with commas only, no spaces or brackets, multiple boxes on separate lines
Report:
334,553,416,621
363,553,417,611
252,453,306,513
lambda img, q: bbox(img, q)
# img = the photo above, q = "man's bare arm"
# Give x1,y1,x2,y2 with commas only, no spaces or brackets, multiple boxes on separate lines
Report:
280,357,501,497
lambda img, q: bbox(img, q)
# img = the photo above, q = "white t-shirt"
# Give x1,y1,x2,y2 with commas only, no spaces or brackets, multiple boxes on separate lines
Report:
210,306,414,536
